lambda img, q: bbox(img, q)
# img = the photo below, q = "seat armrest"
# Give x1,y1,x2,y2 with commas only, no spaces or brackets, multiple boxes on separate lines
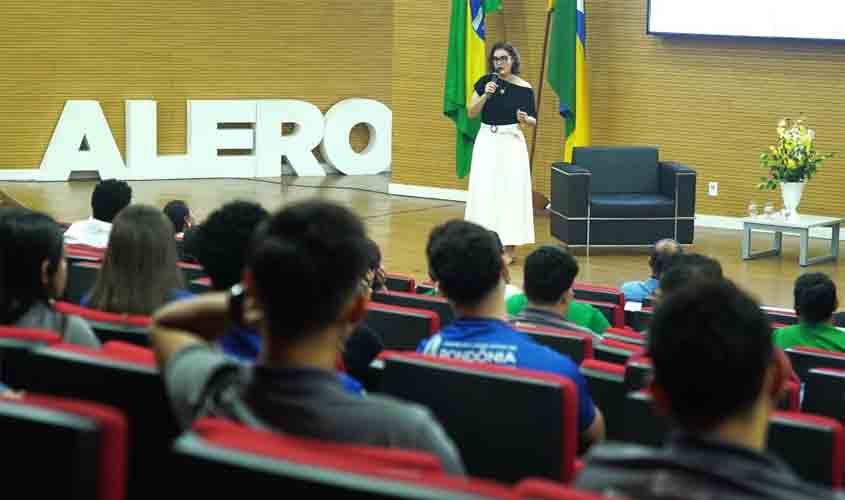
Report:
551,162,590,218
658,161,696,218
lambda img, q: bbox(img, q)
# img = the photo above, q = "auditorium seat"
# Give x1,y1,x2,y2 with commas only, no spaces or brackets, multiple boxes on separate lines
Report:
573,282,625,311
378,352,579,484
415,281,437,294
178,261,206,282
603,327,646,346
512,324,594,364
785,346,845,381
64,260,101,304
803,368,845,420
190,276,213,294
383,273,416,293
621,390,669,447
0,393,128,500
364,302,439,351
768,411,844,488
6,342,179,500
513,479,617,500
54,301,151,346
372,290,455,327
594,338,644,365
624,306,653,332
577,298,624,328
173,417,513,499
624,355,653,393
579,359,626,441
0,326,61,381
761,306,798,326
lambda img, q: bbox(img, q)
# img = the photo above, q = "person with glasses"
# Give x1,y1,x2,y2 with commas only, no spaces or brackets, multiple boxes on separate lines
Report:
465,41,537,265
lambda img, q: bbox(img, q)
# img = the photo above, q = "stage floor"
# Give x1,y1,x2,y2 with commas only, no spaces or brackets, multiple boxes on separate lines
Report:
2,174,842,309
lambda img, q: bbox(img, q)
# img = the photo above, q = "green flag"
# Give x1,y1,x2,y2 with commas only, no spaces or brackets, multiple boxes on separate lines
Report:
443,0,502,179
547,0,577,140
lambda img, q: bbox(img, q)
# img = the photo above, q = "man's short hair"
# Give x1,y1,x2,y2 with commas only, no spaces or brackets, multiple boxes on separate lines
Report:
163,200,190,234
649,239,682,278
648,280,773,432
91,179,132,223
659,253,723,298
248,200,370,343
427,220,502,307
523,246,579,304
794,272,837,324
185,201,269,290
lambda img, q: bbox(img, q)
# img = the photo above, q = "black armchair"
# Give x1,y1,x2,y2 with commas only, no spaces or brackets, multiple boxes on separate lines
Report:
550,146,696,252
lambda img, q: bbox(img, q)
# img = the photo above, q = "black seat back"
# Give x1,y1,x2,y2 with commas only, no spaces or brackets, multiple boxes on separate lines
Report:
580,360,626,441
379,353,577,484
768,411,844,488
372,291,455,327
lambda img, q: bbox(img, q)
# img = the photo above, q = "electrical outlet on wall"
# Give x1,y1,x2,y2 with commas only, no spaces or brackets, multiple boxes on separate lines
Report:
708,182,719,197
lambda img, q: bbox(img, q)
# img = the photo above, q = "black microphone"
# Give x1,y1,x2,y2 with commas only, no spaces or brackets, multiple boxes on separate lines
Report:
488,68,502,98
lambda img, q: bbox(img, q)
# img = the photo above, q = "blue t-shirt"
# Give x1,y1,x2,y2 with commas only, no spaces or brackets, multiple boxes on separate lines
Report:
417,318,596,432
218,327,363,396
621,277,659,303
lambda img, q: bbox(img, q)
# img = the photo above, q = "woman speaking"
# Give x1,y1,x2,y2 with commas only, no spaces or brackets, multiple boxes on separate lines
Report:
465,42,536,264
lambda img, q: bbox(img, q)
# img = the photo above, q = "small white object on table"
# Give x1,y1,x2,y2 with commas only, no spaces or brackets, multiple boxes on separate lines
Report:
741,214,843,267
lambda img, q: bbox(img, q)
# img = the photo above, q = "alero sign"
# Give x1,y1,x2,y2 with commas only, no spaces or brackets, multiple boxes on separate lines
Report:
0,99,391,181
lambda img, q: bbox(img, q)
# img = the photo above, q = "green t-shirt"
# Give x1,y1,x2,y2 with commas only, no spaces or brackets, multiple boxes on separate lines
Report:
505,293,610,334
773,322,845,352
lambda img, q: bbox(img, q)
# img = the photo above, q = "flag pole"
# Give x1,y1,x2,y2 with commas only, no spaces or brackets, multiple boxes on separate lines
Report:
529,8,554,213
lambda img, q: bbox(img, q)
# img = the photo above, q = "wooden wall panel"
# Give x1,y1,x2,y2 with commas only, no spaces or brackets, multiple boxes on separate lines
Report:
394,0,845,217
0,0,392,168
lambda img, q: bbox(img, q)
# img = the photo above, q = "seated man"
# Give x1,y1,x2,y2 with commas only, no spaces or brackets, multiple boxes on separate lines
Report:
774,273,845,352
621,238,681,302
151,200,464,473
183,200,270,362
576,280,835,500
510,246,602,343
163,200,193,238
417,220,605,449
64,179,132,248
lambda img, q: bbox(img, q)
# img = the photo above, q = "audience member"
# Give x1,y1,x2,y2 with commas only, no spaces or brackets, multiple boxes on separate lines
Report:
163,200,193,237
86,205,189,315
507,289,610,334
510,246,602,342
150,200,464,473
621,238,682,302
364,237,387,292
774,273,845,352
64,179,132,248
0,207,100,347
657,253,723,302
417,220,605,448
576,280,835,500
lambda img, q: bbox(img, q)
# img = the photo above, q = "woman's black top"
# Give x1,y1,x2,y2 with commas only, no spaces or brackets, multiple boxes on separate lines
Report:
474,74,536,126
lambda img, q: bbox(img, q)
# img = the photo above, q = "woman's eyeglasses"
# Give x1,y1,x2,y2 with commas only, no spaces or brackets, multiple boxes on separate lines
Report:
492,56,510,64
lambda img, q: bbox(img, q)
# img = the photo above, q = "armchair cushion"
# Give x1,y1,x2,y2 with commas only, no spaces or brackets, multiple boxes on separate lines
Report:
590,194,674,219
573,147,659,194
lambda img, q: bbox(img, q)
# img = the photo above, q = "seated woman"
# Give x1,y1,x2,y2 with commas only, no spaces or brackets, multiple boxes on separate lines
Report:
0,207,100,347
86,205,191,315
774,273,845,352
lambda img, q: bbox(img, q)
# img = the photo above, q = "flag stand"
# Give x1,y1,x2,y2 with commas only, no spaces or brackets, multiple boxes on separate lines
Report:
528,8,555,215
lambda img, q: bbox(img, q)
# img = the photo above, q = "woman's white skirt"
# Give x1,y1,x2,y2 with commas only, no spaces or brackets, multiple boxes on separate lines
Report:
465,124,535,246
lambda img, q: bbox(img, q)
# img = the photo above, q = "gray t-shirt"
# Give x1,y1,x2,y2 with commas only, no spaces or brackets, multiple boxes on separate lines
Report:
511,307,604,344
14,301,101,348
164,344,465,475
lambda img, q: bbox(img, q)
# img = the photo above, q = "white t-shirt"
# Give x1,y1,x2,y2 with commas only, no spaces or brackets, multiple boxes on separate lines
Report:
63,217,112,248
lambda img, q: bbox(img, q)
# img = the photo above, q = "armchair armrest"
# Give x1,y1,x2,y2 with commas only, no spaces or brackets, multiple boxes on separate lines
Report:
550,162,590,218
658,161,696,218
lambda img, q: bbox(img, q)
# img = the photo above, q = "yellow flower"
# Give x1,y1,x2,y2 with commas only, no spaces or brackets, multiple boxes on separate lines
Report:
787,159,797,169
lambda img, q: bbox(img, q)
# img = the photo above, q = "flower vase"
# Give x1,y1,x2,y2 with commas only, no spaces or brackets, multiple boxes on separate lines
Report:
780,181,805,221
